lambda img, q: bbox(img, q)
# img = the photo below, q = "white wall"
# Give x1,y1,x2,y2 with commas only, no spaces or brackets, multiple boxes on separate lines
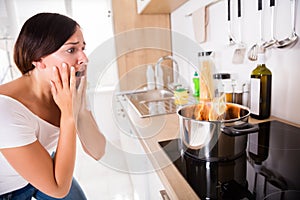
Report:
0,0,118,90
171,0,300,125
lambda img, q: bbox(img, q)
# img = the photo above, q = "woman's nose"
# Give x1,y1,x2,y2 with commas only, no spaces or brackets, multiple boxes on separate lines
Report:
78,51,89,65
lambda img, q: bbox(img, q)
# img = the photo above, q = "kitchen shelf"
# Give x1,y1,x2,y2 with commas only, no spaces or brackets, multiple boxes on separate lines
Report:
137,0,189,14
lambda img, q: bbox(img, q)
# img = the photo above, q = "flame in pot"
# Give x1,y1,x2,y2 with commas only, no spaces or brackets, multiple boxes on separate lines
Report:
194,95,240,121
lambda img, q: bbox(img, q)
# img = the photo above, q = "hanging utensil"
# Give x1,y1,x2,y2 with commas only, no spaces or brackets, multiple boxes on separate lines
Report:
227,0,236,45
276,0,298,48
232,0,246,64
0,37,14,84
248,0,263,61
263,0,278,48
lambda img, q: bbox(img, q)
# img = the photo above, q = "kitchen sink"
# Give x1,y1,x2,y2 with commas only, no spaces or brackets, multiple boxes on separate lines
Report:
120,89,177,117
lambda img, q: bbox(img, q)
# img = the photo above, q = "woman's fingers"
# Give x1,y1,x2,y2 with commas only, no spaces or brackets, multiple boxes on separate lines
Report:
52,63,77,92
52,66,63,91
60,63,70,89
50,80,57,95
70,66,76,93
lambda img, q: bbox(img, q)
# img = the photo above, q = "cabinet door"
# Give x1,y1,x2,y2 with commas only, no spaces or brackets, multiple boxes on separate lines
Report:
137,0,189,14
116,95,165,199
112,0,172,91
118,125,165,200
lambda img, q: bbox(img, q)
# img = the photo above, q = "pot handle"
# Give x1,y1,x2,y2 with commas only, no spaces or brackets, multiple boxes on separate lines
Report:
221,123,259,136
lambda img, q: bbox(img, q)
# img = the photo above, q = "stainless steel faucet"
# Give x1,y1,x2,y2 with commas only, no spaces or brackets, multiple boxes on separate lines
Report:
155,55,180,90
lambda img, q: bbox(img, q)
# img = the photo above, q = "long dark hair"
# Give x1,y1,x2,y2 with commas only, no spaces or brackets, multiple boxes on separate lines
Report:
14,13,79,74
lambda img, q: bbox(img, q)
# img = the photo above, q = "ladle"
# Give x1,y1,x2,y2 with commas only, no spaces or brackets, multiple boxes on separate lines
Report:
276,0,298,48
248,0,263,61
227,0,236,45
248,43,258,61
263,0,278,48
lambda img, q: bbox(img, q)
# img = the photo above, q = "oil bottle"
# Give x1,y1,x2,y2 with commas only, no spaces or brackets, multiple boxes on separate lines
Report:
250,47,272,119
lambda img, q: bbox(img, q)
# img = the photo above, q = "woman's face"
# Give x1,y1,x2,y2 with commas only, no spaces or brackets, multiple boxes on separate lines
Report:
39,26,88,83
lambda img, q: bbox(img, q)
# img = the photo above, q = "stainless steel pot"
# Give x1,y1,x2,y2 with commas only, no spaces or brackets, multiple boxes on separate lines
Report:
177,102,259,162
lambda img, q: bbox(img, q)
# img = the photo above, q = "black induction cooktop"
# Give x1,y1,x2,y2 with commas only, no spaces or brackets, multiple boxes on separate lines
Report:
159,120,300,200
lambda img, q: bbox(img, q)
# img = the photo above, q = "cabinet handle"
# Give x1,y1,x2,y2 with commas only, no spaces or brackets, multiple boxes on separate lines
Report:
160,190,170,200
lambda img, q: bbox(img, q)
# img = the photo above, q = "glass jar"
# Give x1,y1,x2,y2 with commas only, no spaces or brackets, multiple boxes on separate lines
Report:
223,80,233,103
174,87,188,105
213,73,231,98
198,51,215,100
233,81,243,105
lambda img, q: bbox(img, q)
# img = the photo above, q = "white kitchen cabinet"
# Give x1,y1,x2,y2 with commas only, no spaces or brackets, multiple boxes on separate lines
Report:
116,94,166,200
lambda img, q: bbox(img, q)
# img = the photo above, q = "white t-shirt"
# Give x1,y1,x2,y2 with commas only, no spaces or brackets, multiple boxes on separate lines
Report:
0,94,60,195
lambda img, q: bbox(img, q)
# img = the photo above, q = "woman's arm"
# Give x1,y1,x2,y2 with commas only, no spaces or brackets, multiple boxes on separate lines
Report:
77,109,106,160
1,118,76,198
1,64,79,198
75,77,106,160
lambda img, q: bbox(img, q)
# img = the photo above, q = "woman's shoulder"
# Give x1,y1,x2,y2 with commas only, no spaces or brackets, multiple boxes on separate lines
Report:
0,90,39,136
0,93,29,117
0,77,23,97
0,84,39,149
0,78,31,115
0,77,33,108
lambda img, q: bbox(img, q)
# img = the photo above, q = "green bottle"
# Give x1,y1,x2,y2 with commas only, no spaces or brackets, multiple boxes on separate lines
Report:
250,50,272,119
193,71,200,97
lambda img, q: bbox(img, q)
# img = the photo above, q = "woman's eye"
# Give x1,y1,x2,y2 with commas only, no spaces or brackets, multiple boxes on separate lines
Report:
67,48,75,53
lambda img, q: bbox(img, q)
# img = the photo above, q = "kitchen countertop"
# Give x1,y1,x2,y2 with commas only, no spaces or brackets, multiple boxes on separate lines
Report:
118,94,300,200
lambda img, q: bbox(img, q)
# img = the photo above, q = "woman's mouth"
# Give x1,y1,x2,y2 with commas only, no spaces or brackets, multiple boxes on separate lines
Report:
75,70,85,77
75,70,86,88
75,64,87,88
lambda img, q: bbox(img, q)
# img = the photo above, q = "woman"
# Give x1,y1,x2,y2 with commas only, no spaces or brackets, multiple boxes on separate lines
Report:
0,13,106,199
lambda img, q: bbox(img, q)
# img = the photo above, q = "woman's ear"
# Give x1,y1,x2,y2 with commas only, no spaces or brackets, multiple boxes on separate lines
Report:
32,60,46,70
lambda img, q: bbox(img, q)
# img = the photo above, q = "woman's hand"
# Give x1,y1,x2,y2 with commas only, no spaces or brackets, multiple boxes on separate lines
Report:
50,63,85,121
50,62,105,160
